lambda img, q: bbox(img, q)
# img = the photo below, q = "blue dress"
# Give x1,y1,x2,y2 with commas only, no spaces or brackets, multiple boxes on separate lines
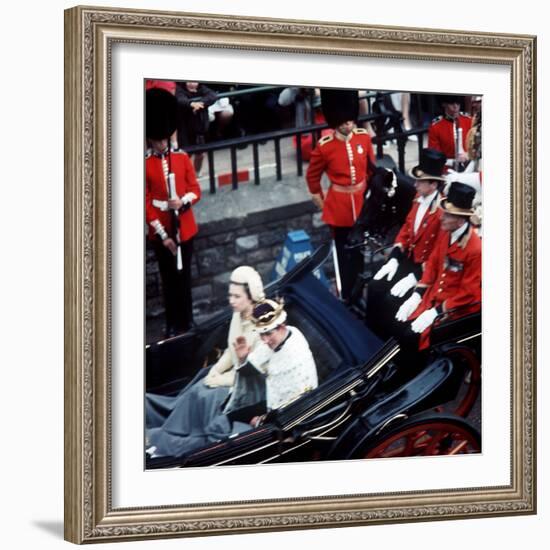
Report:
145,315,265,458
146,369,234,457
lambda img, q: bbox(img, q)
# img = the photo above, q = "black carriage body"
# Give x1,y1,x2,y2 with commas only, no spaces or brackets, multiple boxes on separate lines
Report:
146,246,481,469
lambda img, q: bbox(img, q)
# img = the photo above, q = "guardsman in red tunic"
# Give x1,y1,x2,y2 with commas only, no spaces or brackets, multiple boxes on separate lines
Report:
145,88,201,337
395,182,481,350
306,88,375,301
428,95,472,168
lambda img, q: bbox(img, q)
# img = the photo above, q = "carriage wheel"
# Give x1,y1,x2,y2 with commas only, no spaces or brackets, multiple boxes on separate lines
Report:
360,412,481,459
439,345,481,418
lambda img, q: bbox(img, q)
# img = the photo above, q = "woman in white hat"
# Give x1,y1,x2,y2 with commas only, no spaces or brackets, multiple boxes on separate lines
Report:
146,266,266,457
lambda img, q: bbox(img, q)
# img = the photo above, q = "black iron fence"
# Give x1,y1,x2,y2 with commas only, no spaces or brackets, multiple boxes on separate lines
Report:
185,118,428,194
178,86,428,193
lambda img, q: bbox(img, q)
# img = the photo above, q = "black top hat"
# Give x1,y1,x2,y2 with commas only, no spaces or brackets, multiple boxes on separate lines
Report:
438,94,463,106
146,88,178,140
440,181,476,216
320,88,359,129
409,148,447,181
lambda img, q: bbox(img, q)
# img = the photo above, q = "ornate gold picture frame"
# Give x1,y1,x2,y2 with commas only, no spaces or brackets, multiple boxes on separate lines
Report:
64,5,536,544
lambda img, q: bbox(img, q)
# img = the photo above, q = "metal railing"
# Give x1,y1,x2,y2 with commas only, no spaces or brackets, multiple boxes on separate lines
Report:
185,116,428,194
176,85,428,193
184,85,382,103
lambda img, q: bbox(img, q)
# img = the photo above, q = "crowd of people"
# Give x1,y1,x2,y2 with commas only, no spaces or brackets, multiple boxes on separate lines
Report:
145,82,483,457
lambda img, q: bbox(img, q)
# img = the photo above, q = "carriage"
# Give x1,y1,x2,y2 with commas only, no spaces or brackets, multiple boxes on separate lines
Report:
146,234,482,469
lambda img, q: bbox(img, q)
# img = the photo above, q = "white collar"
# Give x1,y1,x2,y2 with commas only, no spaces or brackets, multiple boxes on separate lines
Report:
416,190,438,206
450,222,468,244
334,130,353,142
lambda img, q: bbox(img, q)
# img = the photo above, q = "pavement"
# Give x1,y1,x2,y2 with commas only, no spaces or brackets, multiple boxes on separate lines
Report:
188,133,424,231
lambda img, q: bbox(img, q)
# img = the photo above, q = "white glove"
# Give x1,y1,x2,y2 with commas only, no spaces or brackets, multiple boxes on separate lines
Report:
374,258,399,281
146,446,158,458
181,192,198,205
444,169,482,194
395,292,422,322
390,273,417,298
411,307,438,333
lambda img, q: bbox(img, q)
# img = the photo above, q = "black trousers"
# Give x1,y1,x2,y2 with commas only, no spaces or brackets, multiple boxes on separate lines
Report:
332,226,364,303
366,255,421,340
153,238,194,333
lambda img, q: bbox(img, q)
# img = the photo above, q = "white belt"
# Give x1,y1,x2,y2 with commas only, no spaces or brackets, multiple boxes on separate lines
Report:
152,199,169,211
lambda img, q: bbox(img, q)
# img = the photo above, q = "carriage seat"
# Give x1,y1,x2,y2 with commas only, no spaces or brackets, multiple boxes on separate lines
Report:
431,310,482,347
285,305,345,383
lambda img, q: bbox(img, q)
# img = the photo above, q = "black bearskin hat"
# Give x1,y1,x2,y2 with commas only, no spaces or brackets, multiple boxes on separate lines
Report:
146,88,177,140
320,88,359,129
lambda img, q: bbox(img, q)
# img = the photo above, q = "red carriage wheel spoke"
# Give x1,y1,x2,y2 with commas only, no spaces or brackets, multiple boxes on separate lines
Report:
423,430,449,455
448,439,469,455
362,416,481,459
443,346,482,418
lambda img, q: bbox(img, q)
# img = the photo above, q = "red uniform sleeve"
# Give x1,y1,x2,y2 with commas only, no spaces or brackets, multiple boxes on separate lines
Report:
145,181,155,225
181,153,201,204
461,116,473,150
394,203,416,250
306,145,326,197
428,124,442,152
145,163,161,226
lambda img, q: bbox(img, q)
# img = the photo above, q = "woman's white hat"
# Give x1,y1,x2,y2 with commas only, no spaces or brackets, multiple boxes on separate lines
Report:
230,266,265,302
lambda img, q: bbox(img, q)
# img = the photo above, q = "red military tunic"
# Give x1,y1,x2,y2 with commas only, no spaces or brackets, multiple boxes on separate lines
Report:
394,192,443,265
428,114,473,160
410,225,481,350
306,128,375,227
145,150,201,242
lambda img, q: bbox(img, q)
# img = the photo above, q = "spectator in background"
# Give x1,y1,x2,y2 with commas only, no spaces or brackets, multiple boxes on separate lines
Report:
236,85,283,137
204,83,246,142
390,92,417,141
208,96,235,139
358,90,377,138
278,87,318,127
175,81,218,173
278,87,330,161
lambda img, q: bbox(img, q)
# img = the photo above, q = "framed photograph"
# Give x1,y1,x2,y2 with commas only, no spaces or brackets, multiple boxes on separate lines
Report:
64,5,536,544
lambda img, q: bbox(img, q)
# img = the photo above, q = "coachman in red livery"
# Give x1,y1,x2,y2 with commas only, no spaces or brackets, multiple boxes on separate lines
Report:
395,181,481,350
366,148,447,338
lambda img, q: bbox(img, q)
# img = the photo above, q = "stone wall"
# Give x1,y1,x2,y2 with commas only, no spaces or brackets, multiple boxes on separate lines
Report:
146,199,332,324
